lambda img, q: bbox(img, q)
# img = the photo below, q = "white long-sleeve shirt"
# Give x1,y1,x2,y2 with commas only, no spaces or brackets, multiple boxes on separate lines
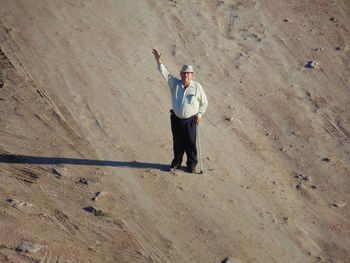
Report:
158,63,208,119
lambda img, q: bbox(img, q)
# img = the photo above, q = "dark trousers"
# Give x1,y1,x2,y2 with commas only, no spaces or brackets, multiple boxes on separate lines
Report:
170,111,198,169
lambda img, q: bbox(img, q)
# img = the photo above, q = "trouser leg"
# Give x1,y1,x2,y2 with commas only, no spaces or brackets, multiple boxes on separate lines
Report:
170,114,184,168
184,116,198,169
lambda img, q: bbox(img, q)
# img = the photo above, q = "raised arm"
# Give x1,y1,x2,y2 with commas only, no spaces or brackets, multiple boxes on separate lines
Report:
152,48,173,83
152,48,162,65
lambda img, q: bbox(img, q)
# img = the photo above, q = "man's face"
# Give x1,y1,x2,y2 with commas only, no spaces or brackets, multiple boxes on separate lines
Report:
180,71,193,88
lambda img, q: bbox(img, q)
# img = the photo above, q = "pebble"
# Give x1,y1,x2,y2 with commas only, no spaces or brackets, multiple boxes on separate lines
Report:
332,203,346,208
305,61,318,69
78,178,89,185
52,167,67,178
296,183,303,190
225,116,234,122
6,198,33,208
294,174,302,179
314,47,324,52
302,176,311,181
177,186,184,191
322,157,330,162
83,206,109,217
291,130,301,136
221,257,240,263
92,191,106,201
16,241,46,253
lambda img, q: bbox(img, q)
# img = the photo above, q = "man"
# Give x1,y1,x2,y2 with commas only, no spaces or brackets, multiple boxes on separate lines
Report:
152,48,208,173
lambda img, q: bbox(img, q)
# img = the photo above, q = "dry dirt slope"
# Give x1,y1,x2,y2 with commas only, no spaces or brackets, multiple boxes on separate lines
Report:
0,0,349,262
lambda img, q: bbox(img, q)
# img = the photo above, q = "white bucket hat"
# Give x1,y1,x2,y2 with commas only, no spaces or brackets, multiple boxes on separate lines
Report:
180,65,194,73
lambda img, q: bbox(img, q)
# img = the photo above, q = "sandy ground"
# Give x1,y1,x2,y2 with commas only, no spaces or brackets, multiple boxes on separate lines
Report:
0,0,349,262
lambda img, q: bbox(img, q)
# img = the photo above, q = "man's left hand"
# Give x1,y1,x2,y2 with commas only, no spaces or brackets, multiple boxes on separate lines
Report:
195,116,201,125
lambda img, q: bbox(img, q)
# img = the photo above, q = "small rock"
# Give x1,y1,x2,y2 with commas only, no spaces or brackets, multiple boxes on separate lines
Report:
305,61,318,69
302,176,311,181
83,206,109,217
332,203,346,208
217,0,225,6
92,191,106,201
78,178,89,185
283,216,289,223
314,96,328,108
294,173,302,179
291,130,301,136
221,257,240,263
296,183,303,190
314,47,324,52
225,116,234,122
16,241,46,253
335,46,344,51
52,167,67,178
282,18,289,23
6,198,33,208
310,185,317,189
280,147,286,152
84,206,96,214
329,17,337,22
177,186,184,191
322,157,330,162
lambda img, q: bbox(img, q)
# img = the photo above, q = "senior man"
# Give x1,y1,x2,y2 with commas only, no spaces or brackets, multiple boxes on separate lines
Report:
152,48,208,173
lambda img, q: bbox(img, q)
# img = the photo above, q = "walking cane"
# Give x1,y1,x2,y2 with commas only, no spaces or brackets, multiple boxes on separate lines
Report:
197,125,204,174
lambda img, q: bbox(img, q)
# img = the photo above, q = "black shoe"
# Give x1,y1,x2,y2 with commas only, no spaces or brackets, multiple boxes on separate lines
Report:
170,159,182,170
169,164,181,172
187,167,196,173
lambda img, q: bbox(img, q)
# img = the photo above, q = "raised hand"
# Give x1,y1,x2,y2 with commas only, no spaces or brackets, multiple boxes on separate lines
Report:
152,48,162,65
